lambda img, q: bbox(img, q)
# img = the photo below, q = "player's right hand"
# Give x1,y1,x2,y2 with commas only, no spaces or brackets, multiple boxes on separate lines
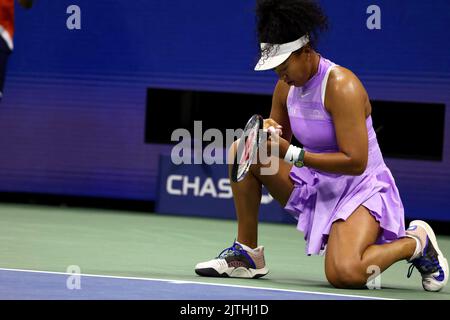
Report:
263,118,283,136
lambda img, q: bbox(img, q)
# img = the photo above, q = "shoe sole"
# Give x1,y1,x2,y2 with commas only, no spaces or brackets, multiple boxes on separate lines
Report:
195,266,269,279
411,220,449,291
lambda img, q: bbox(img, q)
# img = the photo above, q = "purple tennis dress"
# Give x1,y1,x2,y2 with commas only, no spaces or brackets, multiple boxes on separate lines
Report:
283,56,406,256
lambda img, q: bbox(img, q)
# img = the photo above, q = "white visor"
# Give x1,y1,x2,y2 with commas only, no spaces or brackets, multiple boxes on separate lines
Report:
254,35,309,71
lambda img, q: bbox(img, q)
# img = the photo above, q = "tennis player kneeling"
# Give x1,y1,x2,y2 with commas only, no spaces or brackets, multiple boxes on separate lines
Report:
195,0,448,291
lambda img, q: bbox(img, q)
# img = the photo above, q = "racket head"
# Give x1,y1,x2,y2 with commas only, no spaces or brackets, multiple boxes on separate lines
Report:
231,114,264,183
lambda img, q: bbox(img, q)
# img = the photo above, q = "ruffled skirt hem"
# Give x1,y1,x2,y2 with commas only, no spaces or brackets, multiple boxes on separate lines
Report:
284,165,406,255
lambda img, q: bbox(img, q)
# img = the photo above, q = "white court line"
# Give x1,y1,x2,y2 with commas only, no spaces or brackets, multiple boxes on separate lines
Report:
0,267,396,300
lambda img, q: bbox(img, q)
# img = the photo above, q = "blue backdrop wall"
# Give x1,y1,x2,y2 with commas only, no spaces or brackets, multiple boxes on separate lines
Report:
0,0,449,221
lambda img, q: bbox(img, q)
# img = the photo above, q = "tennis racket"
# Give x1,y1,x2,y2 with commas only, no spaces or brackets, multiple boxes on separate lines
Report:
231,114,264,183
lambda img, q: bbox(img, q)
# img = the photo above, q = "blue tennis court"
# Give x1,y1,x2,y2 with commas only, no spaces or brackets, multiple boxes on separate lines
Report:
0,268,389,300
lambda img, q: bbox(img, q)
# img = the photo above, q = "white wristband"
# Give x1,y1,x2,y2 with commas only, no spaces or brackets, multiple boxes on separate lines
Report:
284,145,302,164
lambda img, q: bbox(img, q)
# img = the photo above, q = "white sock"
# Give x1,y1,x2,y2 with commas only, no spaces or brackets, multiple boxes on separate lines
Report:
235,240,256,253
405,235,422,261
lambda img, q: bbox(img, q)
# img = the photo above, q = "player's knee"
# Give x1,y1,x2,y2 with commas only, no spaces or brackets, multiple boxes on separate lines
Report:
326,260,367,289
228,138,264,172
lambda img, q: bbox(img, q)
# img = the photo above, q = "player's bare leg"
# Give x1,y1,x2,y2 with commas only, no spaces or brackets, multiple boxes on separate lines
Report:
194,140,294,278
228,139,294,248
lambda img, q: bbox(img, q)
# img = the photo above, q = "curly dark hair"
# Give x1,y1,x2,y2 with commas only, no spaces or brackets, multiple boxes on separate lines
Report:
256,0,328,59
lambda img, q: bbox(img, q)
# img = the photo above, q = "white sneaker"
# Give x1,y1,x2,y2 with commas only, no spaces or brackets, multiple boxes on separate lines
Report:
195,241,269,279
405,220,449,292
